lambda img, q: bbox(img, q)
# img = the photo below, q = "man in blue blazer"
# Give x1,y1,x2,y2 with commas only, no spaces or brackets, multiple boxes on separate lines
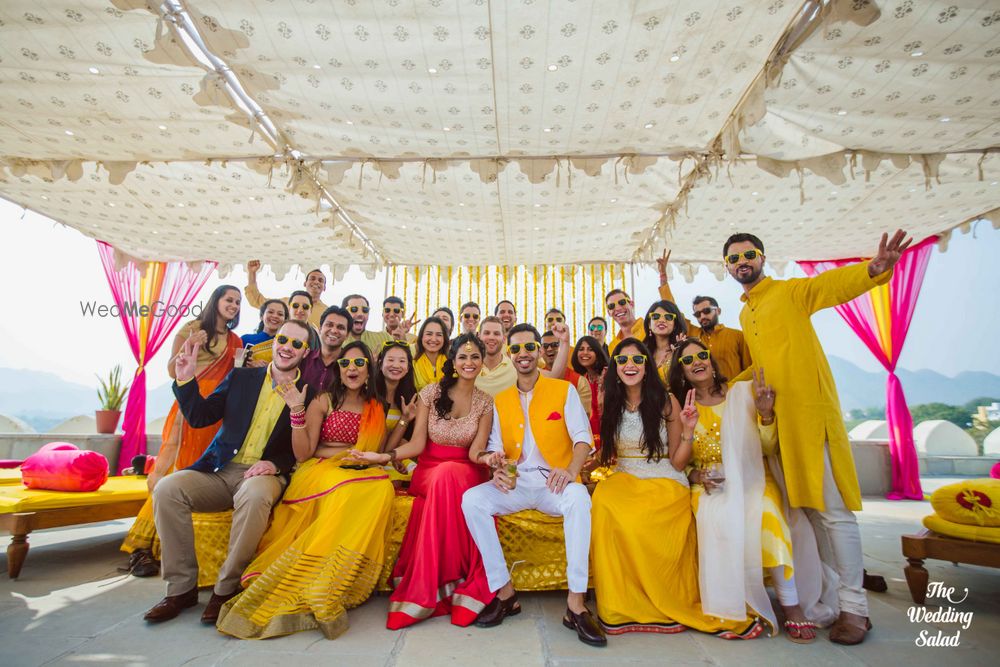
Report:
144,319,315,625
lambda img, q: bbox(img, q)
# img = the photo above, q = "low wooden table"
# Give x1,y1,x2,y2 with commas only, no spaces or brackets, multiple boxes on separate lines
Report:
0,476,148,579
901,528,1000,604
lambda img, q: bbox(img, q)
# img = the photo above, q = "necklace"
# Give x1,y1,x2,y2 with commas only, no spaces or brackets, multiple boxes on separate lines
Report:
625,399,641,412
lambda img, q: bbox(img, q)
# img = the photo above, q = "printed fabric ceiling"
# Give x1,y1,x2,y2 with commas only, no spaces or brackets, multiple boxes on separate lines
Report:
0,0,997,278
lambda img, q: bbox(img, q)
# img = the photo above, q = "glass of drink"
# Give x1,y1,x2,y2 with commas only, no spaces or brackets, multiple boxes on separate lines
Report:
703,462,725,492
505,462,519,490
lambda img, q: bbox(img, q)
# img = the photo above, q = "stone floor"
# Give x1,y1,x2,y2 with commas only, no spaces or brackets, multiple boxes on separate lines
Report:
1,477,998,666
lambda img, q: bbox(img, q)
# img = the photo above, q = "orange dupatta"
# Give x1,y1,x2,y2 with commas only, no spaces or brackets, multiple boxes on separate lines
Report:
162,330,242,470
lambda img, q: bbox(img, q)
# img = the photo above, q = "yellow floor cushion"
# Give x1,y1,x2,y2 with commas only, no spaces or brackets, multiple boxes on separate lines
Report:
923,513,1000,545
0,476,147,514
930,478,1000,527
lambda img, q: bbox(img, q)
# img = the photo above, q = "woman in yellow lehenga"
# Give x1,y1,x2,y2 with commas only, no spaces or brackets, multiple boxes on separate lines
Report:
668,339,839,643
121,285,243,576
216,341,394,640
411,316,448,391
591,338,762,638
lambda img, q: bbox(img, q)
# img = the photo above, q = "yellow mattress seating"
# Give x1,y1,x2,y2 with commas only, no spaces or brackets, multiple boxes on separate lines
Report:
0,476,147,514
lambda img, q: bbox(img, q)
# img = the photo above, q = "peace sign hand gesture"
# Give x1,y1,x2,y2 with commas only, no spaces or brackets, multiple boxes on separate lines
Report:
752,368,775,420
679,389,699,432
868,229,912,277
401,393,419,422
174,337,201,383
656,248,672,275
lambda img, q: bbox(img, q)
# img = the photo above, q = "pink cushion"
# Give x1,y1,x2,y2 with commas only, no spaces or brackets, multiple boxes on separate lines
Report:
991,462,1000,480
21,442,109,492
0,459,23,469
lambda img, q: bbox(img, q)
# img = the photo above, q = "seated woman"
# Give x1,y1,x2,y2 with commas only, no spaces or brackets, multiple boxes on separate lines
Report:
570,335,608,451
241,299,288,346
412,316,449,391
121,285,242,576
216,341,394,640
668,340,838,643
642,300,687,386
352,334,495,629
375,340,418,481
289,290,322,351
591,338,762,639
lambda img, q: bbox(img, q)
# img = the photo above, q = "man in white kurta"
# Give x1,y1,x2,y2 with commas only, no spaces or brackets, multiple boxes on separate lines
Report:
462,324,605,647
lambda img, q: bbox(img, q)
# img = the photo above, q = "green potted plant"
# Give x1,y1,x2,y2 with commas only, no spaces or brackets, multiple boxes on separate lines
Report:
96,365,129,434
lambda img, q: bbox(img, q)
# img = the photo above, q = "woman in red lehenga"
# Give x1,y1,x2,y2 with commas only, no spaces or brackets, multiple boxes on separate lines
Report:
351,333,496,629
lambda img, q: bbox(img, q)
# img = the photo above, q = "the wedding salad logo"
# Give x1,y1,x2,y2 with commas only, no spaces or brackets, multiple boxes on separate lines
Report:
909,582,973,647
79,300,204,318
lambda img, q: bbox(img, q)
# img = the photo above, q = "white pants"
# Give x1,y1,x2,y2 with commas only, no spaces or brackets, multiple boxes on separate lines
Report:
802,445,869,617
462,472,592,593
771,568,799,607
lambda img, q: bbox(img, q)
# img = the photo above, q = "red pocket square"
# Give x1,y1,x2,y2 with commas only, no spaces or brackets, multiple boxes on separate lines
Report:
546,411,562,421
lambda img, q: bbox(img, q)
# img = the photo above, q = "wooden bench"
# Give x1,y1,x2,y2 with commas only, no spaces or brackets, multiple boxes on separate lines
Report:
901,528,1000,604
0,476,148,579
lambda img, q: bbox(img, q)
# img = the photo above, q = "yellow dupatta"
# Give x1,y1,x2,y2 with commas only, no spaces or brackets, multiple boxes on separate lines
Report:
413,353,445,391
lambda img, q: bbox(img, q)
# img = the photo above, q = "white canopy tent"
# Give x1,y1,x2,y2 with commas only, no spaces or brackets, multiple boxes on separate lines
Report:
1,0,997,279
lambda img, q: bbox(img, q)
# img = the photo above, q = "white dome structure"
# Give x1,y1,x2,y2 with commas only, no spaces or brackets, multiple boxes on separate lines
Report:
913,420,977,457
849,420,888,441
48,415,98,434
983,427,1000,457
0,414,35,434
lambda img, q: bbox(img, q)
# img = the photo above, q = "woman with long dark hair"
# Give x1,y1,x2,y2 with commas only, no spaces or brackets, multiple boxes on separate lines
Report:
217,341,394,640
642,299,687,386
571,335,609,450
376,340,418,481
351,333,496,629
241,299,288,345
122,284,242,576
412,316,449,390
667,339,837,643
591,338,762,639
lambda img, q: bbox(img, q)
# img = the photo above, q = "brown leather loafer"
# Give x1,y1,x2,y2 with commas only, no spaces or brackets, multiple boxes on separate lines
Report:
201,591,239,625
128,549,159,578
143,588,198,623
563,606,607,647
474,593,521,627
829,612,872,645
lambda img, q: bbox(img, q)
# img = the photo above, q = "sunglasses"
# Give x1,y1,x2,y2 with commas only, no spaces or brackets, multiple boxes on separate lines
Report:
381,339,409,350
546,315,564,324
337,357,370,368
541,341,560,350
679,350,711,365
614,354,647,365
588,324,605,332
275,334,309,350
462,312,480,320
348,305,370,314
693,307,716,317
383,307,402,315
649,312,677,322
606,297,630,311
507,342,539,354
724,249,763,265
291,302,311,311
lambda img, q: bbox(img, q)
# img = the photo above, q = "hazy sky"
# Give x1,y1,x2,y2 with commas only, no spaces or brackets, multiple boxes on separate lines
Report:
1,198,997,392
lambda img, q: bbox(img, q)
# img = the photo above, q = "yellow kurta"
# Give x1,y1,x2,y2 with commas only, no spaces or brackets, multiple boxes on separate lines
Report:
738,262,891,511
657,284,752,379
476,355,517,397
244,282,327,329
412,352,446,391
611,318,645,346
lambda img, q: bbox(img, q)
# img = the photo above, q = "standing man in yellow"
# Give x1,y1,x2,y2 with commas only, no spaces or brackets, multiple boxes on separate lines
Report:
244,260,328,330
655,249,751,379
725,229,911,646
605,289,645,345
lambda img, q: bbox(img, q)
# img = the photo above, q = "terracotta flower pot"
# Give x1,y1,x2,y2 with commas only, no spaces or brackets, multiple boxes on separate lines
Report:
95,410,121,434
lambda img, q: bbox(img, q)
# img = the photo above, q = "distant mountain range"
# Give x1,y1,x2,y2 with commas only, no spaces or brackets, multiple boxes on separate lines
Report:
1,358,999,431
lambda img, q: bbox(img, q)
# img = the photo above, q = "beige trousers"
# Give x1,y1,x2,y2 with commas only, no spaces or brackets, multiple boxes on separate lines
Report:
153,463,286,596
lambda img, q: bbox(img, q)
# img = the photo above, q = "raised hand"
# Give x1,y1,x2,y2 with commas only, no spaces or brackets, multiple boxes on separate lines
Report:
401,393,419,423
868,229,912,277
551,321,570,343
752,368,775,419
188,328,208,348
247,259,261,278
679,389,699,432
276,382,307,411
669,332,688,352
173,337,201,383
656,248,672,275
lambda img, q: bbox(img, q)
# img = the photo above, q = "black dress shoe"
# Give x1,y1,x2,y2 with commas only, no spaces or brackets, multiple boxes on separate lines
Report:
475,593,521,627
563,607,608,647
143,588,198,623
201,591,239,624
128,549,160,578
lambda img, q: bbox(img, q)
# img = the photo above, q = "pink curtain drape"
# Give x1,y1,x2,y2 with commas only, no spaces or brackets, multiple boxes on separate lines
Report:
97,242,217,473
798,236,936,500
